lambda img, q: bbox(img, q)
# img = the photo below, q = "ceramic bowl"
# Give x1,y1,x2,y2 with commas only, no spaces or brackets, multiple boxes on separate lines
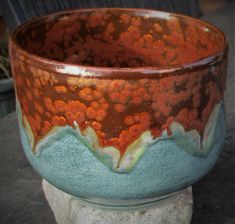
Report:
9,8,228,209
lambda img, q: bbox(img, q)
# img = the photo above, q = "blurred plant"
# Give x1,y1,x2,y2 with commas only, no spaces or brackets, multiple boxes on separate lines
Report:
0,31,11,79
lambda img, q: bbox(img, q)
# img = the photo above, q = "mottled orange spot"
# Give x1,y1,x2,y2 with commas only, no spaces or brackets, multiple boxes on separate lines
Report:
96,131,106,139
40,121,52,135
67,100,87,113
101,103,109,110
189,109,198,120
96,109,107,121
132,96,143,106
120,14,131,24
16,76,23,87
130,124,144,134
110,80,125,92
79,88,94,101
79,89,87,100
154,23,163,33
51,116,67,126
70,86,76,91
151,127,161,138
22,103,29,114
86,107,96,119
139,112,151,127
92,121,102,131
66,111,85,125
114,104,125,113
118,94,128,104
176,108,189,122
26,91,33,101
34,102,44,114
159,103,171,117
151,102,158,111
33,89,40,97
54,85,67,94
45,112,51,118
26,79,31,87
131,17,141,27
91,101,100,110
124,116,135,126
28,115,40,132
154,111,161,119
34,113,41,123
109,92,120,102
44,97,56,113
54,100,66,113
93,90,103,100
98,98,106,104
34,79,41,88
83,87,92,94
143,34,153,42
106,23,115,34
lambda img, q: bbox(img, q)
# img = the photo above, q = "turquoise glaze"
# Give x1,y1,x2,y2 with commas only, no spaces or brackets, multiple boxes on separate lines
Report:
20,100,223,173
17,101,225,202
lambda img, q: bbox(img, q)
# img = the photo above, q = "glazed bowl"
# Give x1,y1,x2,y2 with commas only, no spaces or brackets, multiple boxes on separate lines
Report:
9,8,228,209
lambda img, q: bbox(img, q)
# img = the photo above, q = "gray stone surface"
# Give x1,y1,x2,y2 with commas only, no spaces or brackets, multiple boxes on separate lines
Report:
0,2,235,224
42,179,192,224
0,114,56,224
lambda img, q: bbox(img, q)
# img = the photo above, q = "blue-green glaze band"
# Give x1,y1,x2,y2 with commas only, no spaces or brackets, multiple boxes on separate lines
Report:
17,101,226,200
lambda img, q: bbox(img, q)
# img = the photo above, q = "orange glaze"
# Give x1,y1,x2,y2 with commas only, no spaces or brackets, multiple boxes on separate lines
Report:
12,10,226,154
14,67,224,154
21,10,225,68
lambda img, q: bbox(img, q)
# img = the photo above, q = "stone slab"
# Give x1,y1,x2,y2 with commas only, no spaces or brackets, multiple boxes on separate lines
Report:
42,179,193,224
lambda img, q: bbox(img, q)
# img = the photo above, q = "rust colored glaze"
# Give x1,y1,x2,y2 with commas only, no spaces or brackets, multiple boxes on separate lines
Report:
10,8,228,155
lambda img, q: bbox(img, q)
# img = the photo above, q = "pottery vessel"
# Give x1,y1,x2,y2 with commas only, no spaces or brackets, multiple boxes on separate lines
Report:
9,8,228,209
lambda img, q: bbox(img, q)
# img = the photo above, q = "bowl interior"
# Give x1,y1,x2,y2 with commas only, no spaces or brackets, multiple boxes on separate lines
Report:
14,9,225,68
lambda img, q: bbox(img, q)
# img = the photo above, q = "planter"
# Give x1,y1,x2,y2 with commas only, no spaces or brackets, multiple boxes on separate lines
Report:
9,8,228,209
0,78,15,118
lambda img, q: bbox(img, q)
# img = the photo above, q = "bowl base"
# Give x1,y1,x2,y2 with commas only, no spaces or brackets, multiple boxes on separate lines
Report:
43,179,193,224
71,189,190,211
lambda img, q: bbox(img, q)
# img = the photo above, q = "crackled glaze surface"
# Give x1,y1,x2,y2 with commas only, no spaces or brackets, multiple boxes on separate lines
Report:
10,8,228,200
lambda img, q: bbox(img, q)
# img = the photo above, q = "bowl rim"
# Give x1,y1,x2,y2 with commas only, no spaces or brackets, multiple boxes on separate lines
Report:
10,8,229,78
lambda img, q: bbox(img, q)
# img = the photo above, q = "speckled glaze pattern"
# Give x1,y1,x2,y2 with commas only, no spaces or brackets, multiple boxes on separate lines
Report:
10,8,228,206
